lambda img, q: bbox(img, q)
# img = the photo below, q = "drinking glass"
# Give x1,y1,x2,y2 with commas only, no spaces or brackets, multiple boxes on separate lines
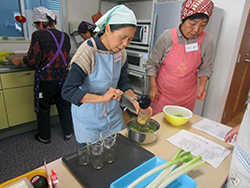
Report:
100,130,117,163
87,136,104,170
77,143,90,166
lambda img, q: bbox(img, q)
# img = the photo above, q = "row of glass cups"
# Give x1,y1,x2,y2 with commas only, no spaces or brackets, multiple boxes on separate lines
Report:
77,130,117,170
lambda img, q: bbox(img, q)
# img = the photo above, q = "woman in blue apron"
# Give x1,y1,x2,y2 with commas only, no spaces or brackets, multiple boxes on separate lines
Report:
223,100,250,187
62,5,151,144
12,7,73,144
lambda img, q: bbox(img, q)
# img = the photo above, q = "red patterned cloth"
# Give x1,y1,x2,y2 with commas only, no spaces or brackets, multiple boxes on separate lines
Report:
181,0,214,20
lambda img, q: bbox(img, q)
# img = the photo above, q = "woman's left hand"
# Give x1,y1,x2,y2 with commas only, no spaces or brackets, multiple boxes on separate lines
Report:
196,85,206,101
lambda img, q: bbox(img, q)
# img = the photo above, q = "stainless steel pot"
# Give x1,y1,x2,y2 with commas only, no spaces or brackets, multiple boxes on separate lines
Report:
127,118,160,144
122,106,160,144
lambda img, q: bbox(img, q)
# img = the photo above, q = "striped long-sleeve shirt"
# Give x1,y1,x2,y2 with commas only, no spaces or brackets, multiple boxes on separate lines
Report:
61,33,133,106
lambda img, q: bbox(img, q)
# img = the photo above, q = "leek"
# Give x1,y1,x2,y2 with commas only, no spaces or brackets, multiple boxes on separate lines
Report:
127,148,193,188
127,148,206,188
158,158,205,188
145,148,192,188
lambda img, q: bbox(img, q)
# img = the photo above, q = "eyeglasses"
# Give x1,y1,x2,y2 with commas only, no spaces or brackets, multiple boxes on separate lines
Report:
32,23,36,27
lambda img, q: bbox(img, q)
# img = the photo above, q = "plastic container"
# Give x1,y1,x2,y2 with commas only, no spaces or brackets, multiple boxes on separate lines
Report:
0,169,47,188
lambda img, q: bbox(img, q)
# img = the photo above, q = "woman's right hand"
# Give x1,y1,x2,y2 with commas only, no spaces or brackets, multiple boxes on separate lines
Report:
102,87,122,103
224,124,241,143
149,86,159,102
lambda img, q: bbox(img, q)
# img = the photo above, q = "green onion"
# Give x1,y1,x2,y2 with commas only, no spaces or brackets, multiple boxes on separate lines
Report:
127,148,205,188
158,158,205,188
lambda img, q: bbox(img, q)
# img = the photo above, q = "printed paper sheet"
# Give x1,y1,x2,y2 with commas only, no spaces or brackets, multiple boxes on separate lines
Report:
166,130,231,168
192,118,235,144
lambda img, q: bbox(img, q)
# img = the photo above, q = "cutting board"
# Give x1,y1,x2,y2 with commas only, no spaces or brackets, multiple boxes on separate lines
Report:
62,133,154,188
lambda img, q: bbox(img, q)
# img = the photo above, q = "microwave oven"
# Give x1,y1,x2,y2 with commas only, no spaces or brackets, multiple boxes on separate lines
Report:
126,49,148,72
131,23,150,45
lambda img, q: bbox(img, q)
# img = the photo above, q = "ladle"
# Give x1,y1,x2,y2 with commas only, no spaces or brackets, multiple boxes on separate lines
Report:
121,93,151,109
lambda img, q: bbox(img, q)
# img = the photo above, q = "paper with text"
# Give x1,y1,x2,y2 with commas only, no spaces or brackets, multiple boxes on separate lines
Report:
166,130,231,168
192,118,234,144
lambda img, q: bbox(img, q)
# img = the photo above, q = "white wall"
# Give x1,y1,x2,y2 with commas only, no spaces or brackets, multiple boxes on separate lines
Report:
124,1,153,20
66,0,100,53
202,0,250,122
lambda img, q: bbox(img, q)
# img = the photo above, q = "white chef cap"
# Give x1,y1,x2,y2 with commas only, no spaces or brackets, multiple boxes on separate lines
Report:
94,5,137,32
33,6,56,22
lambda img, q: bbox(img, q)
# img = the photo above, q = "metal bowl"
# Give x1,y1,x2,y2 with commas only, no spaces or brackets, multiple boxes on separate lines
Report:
127,119,160,144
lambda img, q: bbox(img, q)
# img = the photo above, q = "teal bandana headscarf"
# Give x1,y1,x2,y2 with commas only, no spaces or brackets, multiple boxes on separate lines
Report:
94,5,137,32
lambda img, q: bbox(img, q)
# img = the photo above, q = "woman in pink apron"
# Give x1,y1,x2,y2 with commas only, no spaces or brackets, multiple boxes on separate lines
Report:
146,0,215,114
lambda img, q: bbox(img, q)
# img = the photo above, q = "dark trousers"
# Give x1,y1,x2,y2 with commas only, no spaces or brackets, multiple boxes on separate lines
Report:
37,80,73,140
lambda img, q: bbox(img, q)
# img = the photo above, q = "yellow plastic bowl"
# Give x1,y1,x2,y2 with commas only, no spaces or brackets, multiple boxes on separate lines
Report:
163,105,193,126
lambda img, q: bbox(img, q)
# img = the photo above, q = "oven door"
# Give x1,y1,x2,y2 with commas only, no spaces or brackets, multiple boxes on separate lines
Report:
126,50,147,72
127,69,149,95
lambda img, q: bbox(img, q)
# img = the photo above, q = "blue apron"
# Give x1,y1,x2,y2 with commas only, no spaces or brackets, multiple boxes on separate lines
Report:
34,29,67,113
72,38,125,143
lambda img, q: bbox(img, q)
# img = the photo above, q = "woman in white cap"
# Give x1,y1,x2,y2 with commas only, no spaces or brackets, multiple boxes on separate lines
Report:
146,0,215,114
62,5,152,144
12,6,73,144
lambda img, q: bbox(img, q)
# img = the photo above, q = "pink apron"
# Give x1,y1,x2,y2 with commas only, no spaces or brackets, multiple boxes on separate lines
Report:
152,28,206,114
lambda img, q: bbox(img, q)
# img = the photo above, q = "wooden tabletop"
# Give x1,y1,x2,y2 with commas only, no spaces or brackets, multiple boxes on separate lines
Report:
43,113,233,188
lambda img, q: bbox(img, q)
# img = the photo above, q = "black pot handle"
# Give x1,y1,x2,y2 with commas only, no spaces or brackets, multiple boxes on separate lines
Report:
120,106,135,119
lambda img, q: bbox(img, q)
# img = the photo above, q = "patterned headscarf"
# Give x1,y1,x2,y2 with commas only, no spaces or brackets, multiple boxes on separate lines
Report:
78,21,96,33
181,0,214,21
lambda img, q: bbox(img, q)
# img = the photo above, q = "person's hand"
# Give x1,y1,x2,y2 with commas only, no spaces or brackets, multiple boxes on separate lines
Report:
102,87,122,103
196,85,206,101
12,57,23,66
140,106,153,118
149,86,159,102
224,124,241,143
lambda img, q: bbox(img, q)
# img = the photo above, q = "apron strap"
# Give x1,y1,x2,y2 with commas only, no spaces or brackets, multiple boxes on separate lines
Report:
90,37,98,52
90,37,107,116
171,28,178,44
171,28,206,45
44,29,68,86
44,29,67,68
196,31,206,46
34,30,67,113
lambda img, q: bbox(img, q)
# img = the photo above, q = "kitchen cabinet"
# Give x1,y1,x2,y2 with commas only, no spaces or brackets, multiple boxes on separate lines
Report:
0,76,8,129
0,89,8,130
0,71,58,128
4,86,36,127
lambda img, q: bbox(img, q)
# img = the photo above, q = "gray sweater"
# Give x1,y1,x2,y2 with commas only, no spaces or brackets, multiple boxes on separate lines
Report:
146,25,215,78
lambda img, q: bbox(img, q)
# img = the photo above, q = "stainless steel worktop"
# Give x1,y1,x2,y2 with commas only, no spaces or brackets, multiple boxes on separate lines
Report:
0,64,34,73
